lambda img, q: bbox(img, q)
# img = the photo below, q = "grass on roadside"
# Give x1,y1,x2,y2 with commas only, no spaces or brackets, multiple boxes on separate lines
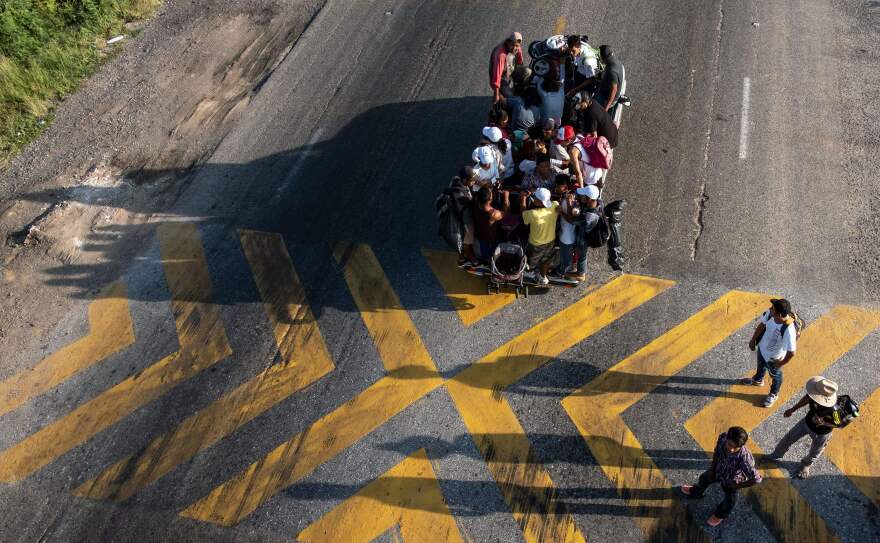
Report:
0,0,161,169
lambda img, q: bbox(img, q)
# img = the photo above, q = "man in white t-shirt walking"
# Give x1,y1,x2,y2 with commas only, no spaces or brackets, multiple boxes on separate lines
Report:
741,298,797,407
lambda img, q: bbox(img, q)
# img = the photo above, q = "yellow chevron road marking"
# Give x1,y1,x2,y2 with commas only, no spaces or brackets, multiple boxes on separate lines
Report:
181,243,444,525
0,281,133,418
825,385,880,507
448,274,672,543
74,230,333,501
422,249,515,326
562,290,769,542
685,305,880,543
0,223,232,482
296,448,464,543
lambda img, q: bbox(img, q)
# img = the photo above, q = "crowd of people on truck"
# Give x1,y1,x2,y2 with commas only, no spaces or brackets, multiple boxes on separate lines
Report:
438,32,864,530
440,31,626,285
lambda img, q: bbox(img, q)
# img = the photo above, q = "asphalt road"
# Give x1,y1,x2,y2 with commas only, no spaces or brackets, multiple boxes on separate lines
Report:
1,1,878,542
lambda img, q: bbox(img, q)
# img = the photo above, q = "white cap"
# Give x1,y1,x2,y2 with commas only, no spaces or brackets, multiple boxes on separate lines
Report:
482,126,503,143
576,185,600,199
533,187,552,207
473,146,494,166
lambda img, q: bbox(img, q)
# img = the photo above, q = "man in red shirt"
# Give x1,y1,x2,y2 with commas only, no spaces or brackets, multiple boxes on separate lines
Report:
489,32,524,104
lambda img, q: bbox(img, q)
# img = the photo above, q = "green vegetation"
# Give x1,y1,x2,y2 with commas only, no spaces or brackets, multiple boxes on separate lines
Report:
0,0,161,168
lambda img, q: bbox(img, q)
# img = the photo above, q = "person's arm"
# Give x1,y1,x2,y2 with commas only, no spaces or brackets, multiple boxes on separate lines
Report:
784,394,811,418
515,47,524,65
520,190,529,211
603,83,618,111
569,146,584,186
774,350,795,367
748,322,766,351
567,75,597,97
501,190,511,212
490,49,504,103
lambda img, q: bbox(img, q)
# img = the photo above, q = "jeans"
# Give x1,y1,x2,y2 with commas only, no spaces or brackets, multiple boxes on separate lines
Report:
770,418,833,468
689,470,739,519
574,245,588,274
558,243,575,274
753,350,783,395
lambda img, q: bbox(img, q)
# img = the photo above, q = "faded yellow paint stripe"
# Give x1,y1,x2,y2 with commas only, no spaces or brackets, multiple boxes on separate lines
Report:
422,249,515,326
73,230,333,501
0,281,134,418
335,243,438,374
181,243,443,525
297,448,464,543
553,16,566,35
685,305,880,542
0,223,232,482
825,385,880,507
562,290,770,542
448,274,674,543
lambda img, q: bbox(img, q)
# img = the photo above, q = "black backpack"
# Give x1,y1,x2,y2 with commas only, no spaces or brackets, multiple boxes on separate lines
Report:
830,395,860,428
584,208,610,248
435,189,463,252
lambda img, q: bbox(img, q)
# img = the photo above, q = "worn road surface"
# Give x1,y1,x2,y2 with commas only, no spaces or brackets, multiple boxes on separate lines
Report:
0,1,878,542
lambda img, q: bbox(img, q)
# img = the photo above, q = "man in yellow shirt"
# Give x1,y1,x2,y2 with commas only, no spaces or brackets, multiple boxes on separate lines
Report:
521,187,559,285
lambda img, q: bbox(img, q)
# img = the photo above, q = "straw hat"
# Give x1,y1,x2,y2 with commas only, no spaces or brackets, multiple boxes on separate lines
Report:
805,376,838,408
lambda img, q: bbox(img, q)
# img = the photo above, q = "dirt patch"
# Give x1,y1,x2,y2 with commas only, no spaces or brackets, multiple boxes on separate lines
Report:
0,0,326,365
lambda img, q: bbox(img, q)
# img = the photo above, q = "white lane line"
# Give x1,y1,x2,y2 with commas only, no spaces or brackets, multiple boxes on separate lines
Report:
738,77,751,160
272,128,325,203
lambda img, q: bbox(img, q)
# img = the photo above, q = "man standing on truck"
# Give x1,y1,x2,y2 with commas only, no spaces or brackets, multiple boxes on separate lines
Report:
594,45,624,112
489,32,524,105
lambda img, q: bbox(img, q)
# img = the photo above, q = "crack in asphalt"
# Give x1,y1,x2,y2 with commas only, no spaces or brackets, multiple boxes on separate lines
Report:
690,0,725,261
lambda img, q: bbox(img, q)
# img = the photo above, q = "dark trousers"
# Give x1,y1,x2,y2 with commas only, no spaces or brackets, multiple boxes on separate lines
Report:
689,470,739,519
753,350,783,395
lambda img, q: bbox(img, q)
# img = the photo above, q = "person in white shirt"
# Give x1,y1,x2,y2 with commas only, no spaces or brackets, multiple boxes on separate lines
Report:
472,146,500,189
565,35,599,97
741,298,798,407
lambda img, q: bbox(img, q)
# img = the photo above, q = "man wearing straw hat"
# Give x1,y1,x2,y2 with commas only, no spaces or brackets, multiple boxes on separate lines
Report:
766,376,840,479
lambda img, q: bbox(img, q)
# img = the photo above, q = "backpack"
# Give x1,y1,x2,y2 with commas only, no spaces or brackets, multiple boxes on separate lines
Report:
780,312,804,340
435,189,464,252
583,208,610,248
576,134,613,169
830,394,860,428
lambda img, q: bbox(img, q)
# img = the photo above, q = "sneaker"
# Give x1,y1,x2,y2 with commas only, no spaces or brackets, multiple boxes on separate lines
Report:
739,377,764,386
762,393,778,407
764,452,783,463
795,465,811,479
537,274,550,286
706,515,724,527
566,272,587,282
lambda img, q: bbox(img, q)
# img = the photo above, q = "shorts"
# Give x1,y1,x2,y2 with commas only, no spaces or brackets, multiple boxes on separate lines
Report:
526,242,555,270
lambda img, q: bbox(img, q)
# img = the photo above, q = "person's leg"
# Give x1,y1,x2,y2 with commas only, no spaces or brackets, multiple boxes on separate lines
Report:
558,243,573,275
752,350,768,383
575,245,588,275
714,485,739,519
682,469,716,498
797,430,833,478
768,418,810,460
767,360,783,396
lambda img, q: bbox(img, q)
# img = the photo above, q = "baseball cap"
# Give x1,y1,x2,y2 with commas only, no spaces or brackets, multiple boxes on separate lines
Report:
555,125,575,143
542,118,557,131
770,298,792,316
481,126,503,143
509,31,523,43
533,187,552,207
576,185,600,199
